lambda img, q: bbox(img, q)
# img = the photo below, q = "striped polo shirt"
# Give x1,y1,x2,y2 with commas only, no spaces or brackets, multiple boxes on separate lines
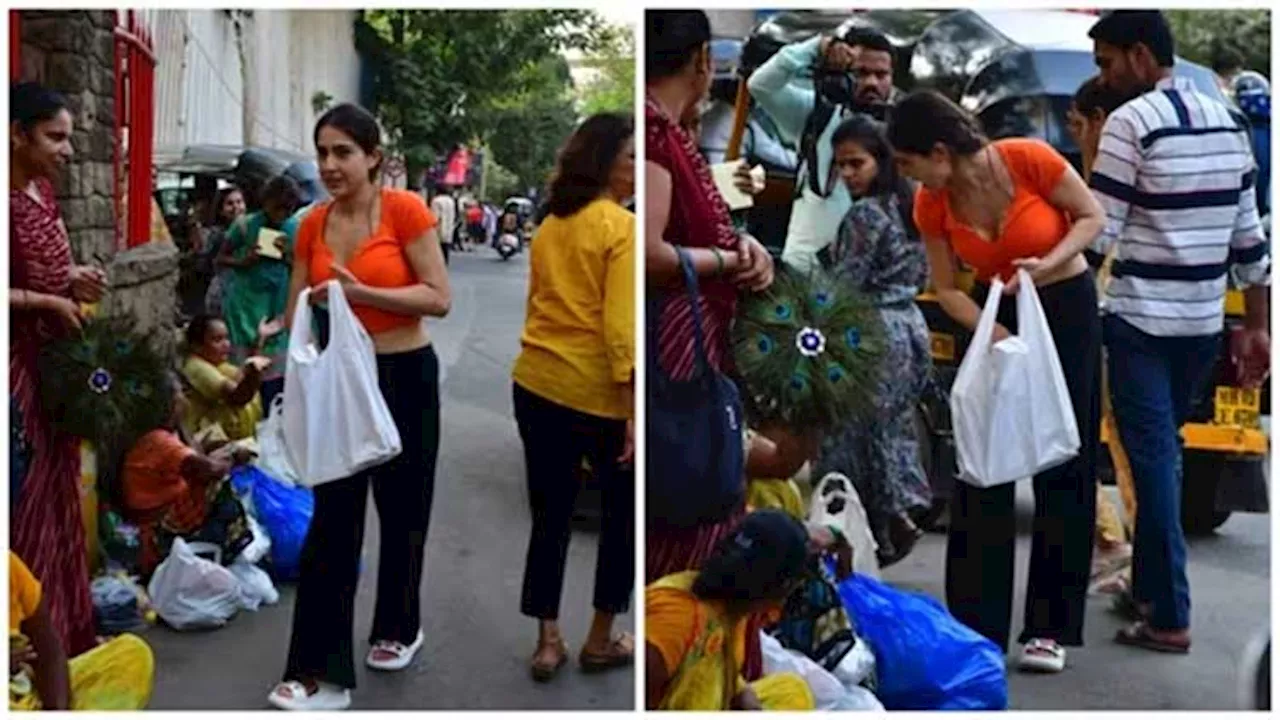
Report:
1089,75,1270,337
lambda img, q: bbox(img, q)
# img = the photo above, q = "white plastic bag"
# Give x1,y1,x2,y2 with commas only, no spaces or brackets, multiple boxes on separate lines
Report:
230,558,279,611
950,270,1081,488
283,281,402,487
808,472,880,580
237,514,272,566
146,538,241,630
255,394,302,487
832,637,877,689
760,632,884,711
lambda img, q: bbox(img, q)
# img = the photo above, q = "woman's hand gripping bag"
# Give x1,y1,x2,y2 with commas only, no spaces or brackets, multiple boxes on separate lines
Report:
838,573,1008,710
282,282,401,487
949,269,1080,487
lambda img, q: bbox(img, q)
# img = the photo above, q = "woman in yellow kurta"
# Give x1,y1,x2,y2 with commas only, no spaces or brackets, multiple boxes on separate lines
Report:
9,552,154,710
510,113,637,681
179,314,278,441
646,510,836,711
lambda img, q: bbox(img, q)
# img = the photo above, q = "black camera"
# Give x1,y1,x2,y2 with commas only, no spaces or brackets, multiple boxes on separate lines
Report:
815,68,892,122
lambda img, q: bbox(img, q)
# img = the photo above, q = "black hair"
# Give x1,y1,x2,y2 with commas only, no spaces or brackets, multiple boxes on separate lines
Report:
886,90,987,158
1211,44,1247,76
831,116,918,242
261,174,303,216
10,81,69,133
646,10,711,80
1072,75,1139,117
213,184,244,227
184,313,223,351
314,102,383,181
545,112,633,219
692,511,810,603
841,27,893,56
1088,10,1175,68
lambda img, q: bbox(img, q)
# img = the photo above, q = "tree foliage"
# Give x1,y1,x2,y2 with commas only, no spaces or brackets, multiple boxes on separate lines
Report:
486,57,580,197
483,160,522,204
1167,10,1270,78
354,10,608,187
578,27,635,118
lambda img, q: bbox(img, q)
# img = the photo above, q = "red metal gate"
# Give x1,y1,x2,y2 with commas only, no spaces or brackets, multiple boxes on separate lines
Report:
115,10,156,248
9,11,21,81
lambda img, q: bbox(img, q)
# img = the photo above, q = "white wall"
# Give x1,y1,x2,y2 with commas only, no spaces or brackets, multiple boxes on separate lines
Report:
150,9,361,153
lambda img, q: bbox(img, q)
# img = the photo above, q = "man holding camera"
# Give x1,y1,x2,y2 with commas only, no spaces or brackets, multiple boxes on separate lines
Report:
744,27,899,273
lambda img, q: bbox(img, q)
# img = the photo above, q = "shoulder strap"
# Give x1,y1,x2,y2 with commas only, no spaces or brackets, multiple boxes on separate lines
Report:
796,99,839,200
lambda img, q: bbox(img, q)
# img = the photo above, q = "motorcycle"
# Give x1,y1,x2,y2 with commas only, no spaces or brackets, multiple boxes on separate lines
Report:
495,231,522,261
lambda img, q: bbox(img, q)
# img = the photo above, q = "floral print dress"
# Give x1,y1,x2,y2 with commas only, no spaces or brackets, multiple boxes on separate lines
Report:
813,195,933,554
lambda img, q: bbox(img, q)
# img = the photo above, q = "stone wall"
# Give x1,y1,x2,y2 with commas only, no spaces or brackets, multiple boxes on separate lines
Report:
18,10,179,347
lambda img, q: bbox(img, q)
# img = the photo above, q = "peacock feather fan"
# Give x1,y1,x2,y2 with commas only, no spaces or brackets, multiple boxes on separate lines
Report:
39,314,175,449
733,265,884,430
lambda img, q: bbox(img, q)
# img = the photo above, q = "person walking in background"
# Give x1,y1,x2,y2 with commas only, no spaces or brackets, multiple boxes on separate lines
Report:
888,89,1106,672
270,103,450,711
430,187,457,261
217,176,303,404
197,186,247,317
511,113,637,683
1086,10,1270,654
9,81,108,658
811,117,933,567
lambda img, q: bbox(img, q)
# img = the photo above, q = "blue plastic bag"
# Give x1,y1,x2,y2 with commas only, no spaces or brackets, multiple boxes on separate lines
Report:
838,573,1008,711
231,466,313,580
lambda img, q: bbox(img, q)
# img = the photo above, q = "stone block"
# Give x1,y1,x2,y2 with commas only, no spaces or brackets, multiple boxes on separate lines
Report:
88,195,114,229
108,242,179,287
91,162,115,198
22,17,75,53
45,51,87,95
61,198,88,230
90,130,115,164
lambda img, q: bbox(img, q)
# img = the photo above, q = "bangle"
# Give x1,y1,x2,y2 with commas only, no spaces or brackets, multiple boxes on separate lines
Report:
711,247,725,276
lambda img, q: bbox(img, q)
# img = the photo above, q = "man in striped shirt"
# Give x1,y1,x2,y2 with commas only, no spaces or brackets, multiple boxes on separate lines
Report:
1088,11,1270,654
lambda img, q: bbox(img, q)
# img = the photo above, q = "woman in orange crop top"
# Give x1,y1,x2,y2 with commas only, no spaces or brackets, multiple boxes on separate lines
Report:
887,91,1106,674
270,103,450,712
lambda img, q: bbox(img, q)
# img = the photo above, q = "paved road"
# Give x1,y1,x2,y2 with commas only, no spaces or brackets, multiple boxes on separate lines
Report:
144,248,635,710
882,482,1269,711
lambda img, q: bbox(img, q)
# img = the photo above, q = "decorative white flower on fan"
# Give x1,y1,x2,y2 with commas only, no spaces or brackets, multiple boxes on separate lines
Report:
796,327,826,357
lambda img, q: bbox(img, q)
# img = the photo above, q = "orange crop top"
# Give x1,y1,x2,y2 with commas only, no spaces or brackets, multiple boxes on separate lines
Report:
296,187,439,334
914,138,1071,283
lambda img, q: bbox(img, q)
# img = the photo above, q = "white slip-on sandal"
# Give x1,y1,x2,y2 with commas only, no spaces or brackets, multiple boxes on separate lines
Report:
267,680,351,711
1018,638,1067,673
366,630,425,671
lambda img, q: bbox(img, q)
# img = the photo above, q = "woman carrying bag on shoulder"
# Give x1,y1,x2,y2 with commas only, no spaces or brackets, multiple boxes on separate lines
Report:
887,90,1105,673
268,103,451,712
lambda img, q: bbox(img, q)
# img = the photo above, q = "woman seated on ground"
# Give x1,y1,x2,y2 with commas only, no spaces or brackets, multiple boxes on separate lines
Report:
119,374,255,579
645,509,849,711
180,314,280,442
10,551,154,710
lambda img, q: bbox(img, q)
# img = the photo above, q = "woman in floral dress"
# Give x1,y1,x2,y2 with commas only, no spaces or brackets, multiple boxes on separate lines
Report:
813,116,933,567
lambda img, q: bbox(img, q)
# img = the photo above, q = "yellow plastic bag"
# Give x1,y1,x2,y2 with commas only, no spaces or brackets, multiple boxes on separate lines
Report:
10,633,154,711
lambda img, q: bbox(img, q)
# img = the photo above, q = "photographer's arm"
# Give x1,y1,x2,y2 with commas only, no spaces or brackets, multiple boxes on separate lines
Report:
747,35,824,146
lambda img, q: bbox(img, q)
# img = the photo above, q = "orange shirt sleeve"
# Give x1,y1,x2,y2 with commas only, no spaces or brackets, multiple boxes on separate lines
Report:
122,430,197,512
1003,138,1069,200
644,585,700,676
913,186,947,239
388,190,439,246
294,205,325,270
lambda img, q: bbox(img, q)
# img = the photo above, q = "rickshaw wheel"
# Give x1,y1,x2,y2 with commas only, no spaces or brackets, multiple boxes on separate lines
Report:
1181,453,1233,535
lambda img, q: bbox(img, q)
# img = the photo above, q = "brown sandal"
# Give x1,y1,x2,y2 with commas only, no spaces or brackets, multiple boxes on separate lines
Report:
579,632,635,674
531,638,569,683
1115,622,1191,654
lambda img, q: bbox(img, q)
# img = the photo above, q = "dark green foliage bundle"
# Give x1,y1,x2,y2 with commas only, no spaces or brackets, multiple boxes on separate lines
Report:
39,314,174,449
733,266,885,430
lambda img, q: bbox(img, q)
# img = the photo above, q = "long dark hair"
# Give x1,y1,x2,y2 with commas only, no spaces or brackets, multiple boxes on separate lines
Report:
1073,75,1138,117
831,116,918,241
886,90,987,158
314,102,383,181
544,113,633,219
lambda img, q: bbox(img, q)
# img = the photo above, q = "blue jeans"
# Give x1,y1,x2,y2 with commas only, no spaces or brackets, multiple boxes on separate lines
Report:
1104,315,1220,631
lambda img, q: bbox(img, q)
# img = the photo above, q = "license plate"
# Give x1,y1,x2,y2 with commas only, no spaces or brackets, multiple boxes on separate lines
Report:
1213,386,1261,429
930,332,956,362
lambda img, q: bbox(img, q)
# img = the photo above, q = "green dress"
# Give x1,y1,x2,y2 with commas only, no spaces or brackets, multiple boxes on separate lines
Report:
222,211,291,373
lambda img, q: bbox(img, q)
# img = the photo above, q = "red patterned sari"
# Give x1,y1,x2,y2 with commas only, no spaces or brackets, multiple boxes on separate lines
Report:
10,177,95,655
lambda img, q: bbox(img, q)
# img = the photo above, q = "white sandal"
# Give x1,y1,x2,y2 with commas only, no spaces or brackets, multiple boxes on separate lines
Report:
267,680,351,711
1018,638,1066,673
366,630,425,671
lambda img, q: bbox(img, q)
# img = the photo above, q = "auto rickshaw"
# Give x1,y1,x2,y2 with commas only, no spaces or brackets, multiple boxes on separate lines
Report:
719,8,1269,537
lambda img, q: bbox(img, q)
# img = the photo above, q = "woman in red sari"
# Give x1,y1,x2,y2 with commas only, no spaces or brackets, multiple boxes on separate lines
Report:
9,82,108,656
645,9,783,681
